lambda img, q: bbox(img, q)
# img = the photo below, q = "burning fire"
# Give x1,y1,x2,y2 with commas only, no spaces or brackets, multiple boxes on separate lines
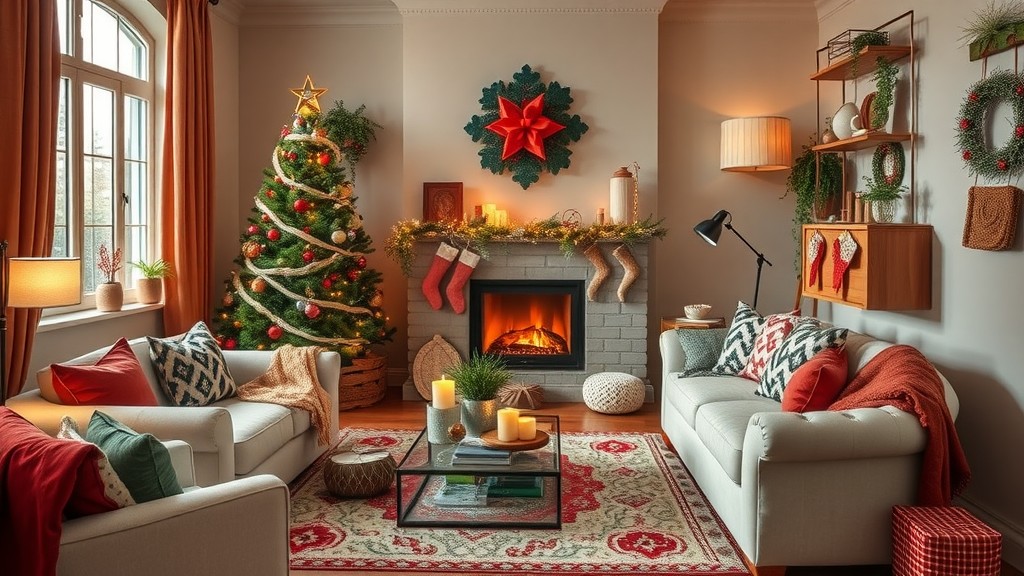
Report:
482,293,570,356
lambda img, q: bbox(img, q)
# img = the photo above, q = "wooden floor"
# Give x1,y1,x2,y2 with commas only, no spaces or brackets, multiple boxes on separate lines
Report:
341,389,1021,576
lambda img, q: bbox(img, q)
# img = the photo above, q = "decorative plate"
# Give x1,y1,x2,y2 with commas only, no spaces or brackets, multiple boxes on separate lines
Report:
412,334,462,401
859,92,877,130
479,429,550,452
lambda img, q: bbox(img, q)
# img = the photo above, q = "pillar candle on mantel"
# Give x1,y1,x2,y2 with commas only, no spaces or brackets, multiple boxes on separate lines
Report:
482,203,497,224
609,166,632,224
496,408,520,441
517,416,536,441
431,375,455,410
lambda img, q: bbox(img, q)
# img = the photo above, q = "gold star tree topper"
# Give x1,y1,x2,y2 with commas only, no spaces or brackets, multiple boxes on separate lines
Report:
291,75,327,115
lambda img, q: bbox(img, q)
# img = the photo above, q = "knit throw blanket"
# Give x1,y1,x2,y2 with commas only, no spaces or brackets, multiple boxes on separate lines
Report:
829,345,971,506
236,345,333,447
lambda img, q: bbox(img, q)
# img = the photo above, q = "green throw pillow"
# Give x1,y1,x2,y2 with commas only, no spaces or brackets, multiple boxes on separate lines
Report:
85,410,183,503
676,328,727,375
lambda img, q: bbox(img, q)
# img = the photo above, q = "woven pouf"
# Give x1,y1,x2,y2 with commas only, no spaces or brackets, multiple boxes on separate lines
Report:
892,505,1002,576
323,451,396,498
498,383,544,409
582,372,645,414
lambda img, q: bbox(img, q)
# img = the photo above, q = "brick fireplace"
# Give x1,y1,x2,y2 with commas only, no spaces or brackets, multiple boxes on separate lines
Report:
404,241,651,402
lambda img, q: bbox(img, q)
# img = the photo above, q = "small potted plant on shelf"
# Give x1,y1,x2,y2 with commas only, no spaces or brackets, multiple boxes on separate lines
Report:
449,351,512,437
96,244,123,312
860,175,908,223
849,30,889,78
130,258,174,304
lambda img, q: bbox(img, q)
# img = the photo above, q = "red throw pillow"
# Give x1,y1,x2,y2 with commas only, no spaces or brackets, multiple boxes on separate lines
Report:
781,346,848,412
50,338,158,406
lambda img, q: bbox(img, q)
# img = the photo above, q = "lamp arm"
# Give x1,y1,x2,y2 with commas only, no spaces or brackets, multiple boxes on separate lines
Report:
724,223,773,267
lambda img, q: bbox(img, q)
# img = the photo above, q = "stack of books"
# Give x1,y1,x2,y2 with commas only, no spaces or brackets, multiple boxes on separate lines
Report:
485,476,544,498
450,442,512,466
432,482,489,507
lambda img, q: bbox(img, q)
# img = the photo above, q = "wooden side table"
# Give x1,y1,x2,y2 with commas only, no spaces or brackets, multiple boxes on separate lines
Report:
660,317,726,331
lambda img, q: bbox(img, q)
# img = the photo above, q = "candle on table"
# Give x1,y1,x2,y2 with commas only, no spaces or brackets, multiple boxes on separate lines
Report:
517,416,536,441
431,375,455,410
496,408,520,442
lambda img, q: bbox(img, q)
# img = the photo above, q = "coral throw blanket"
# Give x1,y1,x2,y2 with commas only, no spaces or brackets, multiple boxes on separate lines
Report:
237,345,333,447
829,345,971,506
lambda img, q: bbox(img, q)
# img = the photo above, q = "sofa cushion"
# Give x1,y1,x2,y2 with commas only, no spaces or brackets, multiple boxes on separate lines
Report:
85,411,183,503
782,346,849,413
712,301,766,375
216,398,300,475
148,321,237,407
738,314,799,382
49,338,159,406
757,322,849,401
57,416,136,508
664,374,760,428
695,399,780,484
676,328,727,375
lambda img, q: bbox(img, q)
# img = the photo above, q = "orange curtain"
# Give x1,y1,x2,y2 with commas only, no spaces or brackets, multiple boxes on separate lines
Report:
161,0,215,335
0,1,60,398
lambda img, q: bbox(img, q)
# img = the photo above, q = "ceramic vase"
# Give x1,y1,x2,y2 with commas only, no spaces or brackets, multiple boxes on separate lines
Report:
96,282,124,312
831,102,859,140
136,278,163,304
461,399,497,438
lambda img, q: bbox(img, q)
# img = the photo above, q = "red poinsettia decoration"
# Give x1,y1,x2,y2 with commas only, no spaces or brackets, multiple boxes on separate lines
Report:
485,94,566,160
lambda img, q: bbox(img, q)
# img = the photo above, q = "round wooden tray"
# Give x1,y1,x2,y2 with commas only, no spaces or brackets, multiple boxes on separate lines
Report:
479,429,549,451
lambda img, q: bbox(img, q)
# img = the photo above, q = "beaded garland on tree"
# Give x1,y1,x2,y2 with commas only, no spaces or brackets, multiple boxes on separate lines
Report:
956,70,1024,180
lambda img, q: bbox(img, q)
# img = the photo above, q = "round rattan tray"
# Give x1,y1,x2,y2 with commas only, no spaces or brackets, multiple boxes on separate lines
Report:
479,429,550,452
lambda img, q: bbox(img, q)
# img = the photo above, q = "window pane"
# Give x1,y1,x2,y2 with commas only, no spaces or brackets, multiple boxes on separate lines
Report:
125,96,146,161
53,77,71,258
84,226,113,292
83,2,118,72
84,84,114,156
118,22,147,80
58,0,70,55
84,157,114,226
125,94,148,286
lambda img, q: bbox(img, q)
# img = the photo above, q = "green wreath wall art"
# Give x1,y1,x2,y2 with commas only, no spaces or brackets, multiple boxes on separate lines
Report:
956,69,1024,180
465,65,589,189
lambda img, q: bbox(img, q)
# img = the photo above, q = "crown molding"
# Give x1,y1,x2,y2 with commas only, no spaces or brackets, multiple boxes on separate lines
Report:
814,0,855,24
209,0,243,26
239,1,401,28
390,0,668,16
660,0,816,24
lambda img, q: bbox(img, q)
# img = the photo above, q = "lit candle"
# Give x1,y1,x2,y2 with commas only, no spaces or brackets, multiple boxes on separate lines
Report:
517,416,536,441
483,203,497,223
497,408,520,442
495,209,508,227
431,374,455,410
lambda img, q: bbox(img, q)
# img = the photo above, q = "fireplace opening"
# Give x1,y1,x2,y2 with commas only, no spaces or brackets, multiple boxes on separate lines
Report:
469,279,585,370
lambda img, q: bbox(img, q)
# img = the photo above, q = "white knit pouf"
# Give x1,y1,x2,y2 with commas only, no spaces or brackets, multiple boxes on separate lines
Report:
582,372,645,414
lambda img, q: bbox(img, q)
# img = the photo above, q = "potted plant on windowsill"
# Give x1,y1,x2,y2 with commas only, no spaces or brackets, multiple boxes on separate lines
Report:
130,258,174,304
450,351,512,437
96,245,123,312
861,175,908,223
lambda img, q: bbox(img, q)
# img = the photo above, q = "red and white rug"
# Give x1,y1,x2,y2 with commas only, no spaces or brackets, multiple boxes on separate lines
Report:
289,428,747,575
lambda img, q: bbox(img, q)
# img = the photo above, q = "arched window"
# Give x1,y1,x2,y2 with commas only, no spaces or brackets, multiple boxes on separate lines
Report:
55,0,156,307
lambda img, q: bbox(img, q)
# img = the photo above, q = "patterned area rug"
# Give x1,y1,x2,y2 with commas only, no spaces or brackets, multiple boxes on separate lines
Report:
289,428,747,575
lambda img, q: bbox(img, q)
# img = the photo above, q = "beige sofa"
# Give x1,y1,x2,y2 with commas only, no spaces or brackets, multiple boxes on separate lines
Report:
58,440,289,576
659,329,960,573
9,337,341,486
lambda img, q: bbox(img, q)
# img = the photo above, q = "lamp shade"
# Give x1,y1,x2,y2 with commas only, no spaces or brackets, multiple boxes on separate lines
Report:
720,116,792,172
8,258,82,308
693,210,731,246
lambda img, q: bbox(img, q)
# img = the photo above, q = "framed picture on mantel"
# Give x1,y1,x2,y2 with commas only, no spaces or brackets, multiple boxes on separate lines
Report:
423,182,463,223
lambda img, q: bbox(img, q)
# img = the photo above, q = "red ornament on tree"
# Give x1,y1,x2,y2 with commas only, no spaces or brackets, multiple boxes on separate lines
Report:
347,269,360,281
485,94,566,160
998,159,1009,171
274,176,283,184
247,224,260,235
267,228,281,241
322,277,332,289
302,250,315,263
280,126,291,137
303,226,311,234
317,152,331,166
261,213,271,222
960,118,971,130
267,325,283,340
224,338,238,350
287,151,298,161
264,188,275,198
293,198,311,213
357,256,367,269
304,303,321,319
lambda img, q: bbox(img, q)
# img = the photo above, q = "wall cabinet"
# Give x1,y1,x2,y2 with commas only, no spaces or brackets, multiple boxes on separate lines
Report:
801,223,931,310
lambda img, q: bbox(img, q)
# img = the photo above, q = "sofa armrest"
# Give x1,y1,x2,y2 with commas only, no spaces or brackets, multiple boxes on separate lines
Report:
659,329,687,381
162,440,195,488
744,406,927,464
58,475,288,576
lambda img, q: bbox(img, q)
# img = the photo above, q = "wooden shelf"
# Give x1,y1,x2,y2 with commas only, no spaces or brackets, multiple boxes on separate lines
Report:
812,131,912,152
811,45,912,81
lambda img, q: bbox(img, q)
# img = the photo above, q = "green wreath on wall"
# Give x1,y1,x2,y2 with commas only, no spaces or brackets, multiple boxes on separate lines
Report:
464,65,589,189
955,70,1024,180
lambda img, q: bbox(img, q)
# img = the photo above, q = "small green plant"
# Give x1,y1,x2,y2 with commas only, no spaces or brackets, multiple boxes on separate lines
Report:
871,57,899,129
130,258,174,279
449,352,512,401
784,137,843,272
320,100,382,179
960,0,1024,47
860,175,907,202
849,30,889,78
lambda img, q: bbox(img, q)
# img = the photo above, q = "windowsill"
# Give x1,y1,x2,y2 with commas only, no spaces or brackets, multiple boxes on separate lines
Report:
37,303,163,333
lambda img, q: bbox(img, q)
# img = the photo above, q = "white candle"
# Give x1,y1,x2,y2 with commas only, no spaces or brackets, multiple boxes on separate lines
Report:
483,203,497,224
497,408,520,442
609,167,631,224
495,209,508,227
431,375,455,410
517,416,536,441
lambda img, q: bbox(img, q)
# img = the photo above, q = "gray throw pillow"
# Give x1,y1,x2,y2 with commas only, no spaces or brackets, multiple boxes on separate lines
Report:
148,321,236,407
676,328,727,376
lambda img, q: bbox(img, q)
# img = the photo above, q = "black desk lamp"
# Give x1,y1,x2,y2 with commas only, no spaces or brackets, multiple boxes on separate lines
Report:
693,210,773,309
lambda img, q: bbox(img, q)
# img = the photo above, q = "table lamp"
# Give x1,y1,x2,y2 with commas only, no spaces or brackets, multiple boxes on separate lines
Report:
693,210,773,309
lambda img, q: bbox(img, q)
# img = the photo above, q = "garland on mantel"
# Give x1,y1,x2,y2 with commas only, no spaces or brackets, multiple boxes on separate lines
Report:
385,216,667,275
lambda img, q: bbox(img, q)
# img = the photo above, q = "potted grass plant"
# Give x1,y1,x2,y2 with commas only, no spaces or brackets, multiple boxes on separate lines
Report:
450,351,512,437
130,258,174,304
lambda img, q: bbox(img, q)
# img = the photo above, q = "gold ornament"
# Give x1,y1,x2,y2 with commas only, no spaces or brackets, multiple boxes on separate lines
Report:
370,290,384,307
447,423,466,442
331,230,346,244
233,321,242,329
290,75,327,114
337,184,353,199
222,293,234,306
250,277,267,293
242,240,261,259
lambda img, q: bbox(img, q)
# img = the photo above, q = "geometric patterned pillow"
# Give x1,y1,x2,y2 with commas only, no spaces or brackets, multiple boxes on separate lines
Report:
147,321,236,407
737,314,801,382
756,321,849,401
676,328,728,375
58,416,136,508
711,301,768,376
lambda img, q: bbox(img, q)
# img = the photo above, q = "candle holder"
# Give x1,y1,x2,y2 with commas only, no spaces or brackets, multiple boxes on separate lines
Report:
426,404,462,444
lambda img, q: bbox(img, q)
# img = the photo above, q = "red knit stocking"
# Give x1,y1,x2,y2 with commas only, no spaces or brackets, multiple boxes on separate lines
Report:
807,231,826,286
832,231,859,292
422,242,459,310
445,249,481,314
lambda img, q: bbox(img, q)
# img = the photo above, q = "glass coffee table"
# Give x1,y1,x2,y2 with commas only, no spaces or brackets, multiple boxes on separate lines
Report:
395,414,561,529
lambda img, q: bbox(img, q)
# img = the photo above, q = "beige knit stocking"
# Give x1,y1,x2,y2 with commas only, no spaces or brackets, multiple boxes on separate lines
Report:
583,243,610,301
612,244,639,303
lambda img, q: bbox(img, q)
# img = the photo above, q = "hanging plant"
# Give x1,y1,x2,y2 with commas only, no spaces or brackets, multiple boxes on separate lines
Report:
784,136,843,273
849,30,889,78
871,57,899,129
464,65,589,189
320,100,382,180
955,69,1024,180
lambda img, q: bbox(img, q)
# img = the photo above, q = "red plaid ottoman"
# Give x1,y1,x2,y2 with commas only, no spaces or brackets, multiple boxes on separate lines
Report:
892,505,1001,576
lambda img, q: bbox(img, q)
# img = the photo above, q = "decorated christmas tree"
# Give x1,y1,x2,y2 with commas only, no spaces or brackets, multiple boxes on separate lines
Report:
213,76,394,362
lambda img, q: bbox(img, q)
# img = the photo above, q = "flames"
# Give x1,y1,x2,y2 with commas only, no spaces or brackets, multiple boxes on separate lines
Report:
482,293,571,355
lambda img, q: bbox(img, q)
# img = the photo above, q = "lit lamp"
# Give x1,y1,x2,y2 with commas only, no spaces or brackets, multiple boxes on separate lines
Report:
693,211,773,309
1,240,82,404
720,116,792,172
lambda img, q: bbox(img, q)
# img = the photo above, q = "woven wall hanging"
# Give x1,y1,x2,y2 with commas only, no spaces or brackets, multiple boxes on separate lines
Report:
962,185,1022,250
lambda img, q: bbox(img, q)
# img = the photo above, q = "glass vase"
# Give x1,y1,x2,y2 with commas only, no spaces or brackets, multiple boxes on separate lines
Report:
871,198,897,223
